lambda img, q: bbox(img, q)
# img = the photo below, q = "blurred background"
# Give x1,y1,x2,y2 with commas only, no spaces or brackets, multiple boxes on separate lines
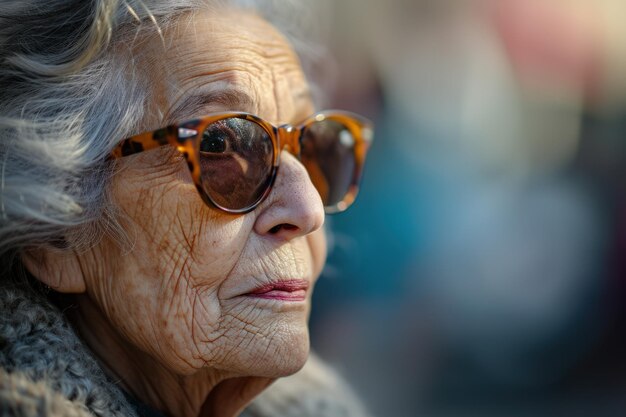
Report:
301,1,626,416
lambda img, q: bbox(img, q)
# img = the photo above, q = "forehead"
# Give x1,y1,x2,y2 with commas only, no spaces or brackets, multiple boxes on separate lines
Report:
153,9,313,125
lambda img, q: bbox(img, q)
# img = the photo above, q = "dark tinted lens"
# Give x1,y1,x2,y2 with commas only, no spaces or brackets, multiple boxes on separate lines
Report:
199,117,274,210
301,119,355,207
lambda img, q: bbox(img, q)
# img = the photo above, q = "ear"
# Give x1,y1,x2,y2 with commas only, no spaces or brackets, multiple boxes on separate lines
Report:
21,247,87,293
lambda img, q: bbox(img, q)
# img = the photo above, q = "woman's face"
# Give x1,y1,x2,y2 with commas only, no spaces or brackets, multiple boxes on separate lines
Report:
81,10,326,378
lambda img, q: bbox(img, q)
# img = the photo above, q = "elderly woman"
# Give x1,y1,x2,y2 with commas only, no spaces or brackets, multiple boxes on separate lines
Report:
0,1,372,416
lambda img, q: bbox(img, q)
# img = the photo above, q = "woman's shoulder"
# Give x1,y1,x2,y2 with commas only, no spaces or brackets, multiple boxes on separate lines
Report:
0,282,137,417
0,368,94,417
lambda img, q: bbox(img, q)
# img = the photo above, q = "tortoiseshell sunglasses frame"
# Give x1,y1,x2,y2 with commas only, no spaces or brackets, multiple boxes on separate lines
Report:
111,110,373,214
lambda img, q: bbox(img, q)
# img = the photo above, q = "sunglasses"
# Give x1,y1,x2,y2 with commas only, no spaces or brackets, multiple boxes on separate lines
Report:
112,111,373,214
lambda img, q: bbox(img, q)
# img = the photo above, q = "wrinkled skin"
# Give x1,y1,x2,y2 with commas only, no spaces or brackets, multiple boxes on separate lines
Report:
25,9,327,417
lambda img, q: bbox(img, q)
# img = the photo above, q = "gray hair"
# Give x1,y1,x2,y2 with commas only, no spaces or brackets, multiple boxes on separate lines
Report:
0,0,328,276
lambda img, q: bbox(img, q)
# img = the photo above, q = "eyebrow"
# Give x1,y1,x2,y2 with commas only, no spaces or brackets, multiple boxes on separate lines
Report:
166,87,312,124
166,89,256,124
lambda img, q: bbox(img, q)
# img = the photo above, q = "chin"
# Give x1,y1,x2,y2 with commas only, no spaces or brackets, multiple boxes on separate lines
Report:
237,320,311,378
272,328,311,377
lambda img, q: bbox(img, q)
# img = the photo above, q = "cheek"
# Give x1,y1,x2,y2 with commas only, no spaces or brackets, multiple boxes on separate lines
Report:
101,167,257,373
147,210,257,367
114,157,253,285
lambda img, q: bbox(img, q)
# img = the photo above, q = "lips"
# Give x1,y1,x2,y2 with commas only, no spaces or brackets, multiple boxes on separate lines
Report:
246,279,309,302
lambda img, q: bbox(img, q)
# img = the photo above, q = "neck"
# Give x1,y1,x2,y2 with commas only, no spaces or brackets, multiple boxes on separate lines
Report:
68,294,273,417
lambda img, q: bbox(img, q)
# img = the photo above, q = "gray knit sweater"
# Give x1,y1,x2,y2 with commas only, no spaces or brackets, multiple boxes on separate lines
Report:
0,282,370,417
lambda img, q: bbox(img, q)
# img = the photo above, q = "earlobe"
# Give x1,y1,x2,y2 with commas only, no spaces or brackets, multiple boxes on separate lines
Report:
21,248,87,293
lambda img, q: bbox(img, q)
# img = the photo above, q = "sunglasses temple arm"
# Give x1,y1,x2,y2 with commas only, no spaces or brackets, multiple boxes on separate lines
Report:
111,126,180,158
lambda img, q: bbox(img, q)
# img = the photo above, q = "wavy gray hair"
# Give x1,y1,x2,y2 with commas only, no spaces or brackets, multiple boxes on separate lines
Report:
0,0,327,276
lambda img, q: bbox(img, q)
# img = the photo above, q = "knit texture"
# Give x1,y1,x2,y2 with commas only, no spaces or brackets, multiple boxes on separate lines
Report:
0,282,136,417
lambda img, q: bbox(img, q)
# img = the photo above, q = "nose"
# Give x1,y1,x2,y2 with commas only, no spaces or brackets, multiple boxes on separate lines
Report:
253,151,325,240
